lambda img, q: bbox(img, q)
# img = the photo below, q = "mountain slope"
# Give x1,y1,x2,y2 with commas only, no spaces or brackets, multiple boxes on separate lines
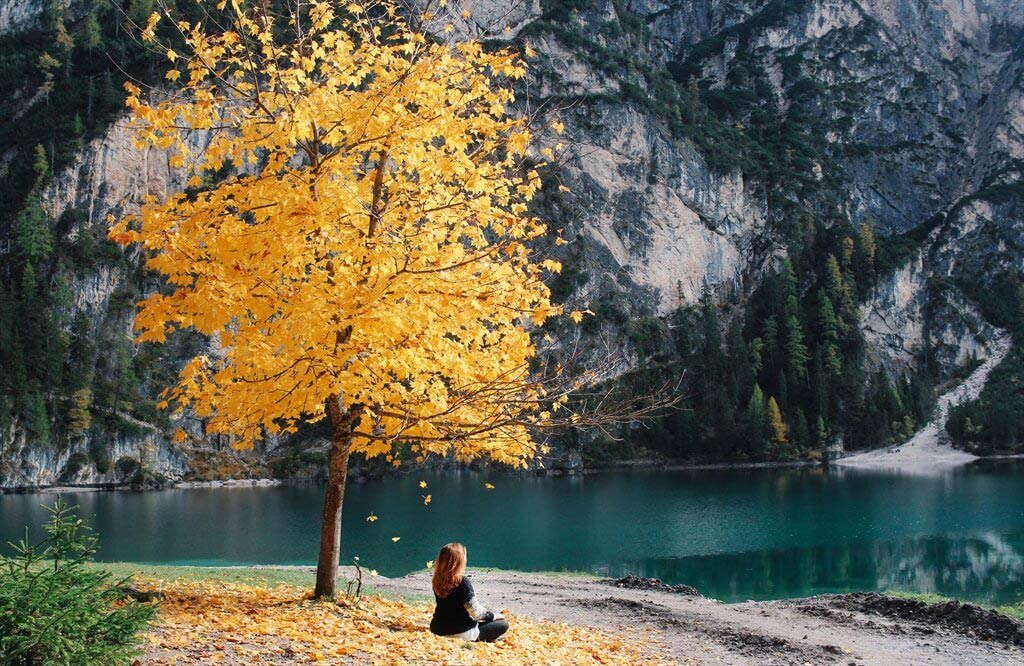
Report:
1,0,1022,485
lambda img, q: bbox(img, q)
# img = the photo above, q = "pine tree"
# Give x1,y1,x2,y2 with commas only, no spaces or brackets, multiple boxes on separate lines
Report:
683,76,701,126
0,393,11,445
783,313,809,384
699,286,723,385
815,416,828,449
65,314,97,393
127,0,155,26
749,336,764,372
85,76,96,122
816,289,842,376
762,315,779,372
811,348,829,421
792,408,810,452
824,255,856,333
25,388,49,442
857,220,876,286
775,368,788,413
744,384,768,455
5,328,29,416
781,258,799,308
726,316,753,406
15,193,54,264
100,71,119,110
80,12,104,52
0,284,13,380
791,207,817,268
710,383,736,452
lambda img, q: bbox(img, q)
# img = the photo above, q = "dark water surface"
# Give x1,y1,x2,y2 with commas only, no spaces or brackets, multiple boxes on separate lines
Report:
3,461,1024,604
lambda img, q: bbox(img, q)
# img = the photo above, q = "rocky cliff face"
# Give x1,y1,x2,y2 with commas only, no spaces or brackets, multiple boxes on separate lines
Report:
2,0,1023,485
514,0,1022,375
0,419,188,487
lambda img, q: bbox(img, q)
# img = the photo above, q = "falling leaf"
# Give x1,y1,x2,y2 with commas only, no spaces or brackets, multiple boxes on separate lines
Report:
484,483,495,490
423,494,432,506
419,480,427,489
391,537,401,543
426,560,434,569
366,513,378,522
369,569,379,577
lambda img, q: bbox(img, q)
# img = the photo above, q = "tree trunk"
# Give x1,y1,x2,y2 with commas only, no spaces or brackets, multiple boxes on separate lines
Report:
313,397,361,599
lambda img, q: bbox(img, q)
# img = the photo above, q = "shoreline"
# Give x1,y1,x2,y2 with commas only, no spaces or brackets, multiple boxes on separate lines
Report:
0,458,819,494
115,563,1024,664
7,454,1024,495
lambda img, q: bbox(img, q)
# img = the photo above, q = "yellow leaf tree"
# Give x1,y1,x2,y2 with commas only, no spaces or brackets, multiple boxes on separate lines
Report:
767,397,788,446
112,0,571,598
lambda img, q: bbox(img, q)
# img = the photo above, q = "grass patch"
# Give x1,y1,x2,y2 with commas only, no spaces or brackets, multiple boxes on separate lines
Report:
885,590,1024,620
89,563,317,588
86,563,410,602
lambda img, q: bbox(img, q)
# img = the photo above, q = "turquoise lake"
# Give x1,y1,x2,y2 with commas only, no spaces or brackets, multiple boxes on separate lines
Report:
2,461,1024,604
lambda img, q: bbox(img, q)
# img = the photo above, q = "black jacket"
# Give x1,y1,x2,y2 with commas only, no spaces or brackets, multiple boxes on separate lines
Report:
429,577,493,636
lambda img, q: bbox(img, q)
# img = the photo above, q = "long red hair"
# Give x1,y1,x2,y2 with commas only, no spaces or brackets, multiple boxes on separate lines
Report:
432,542,467,598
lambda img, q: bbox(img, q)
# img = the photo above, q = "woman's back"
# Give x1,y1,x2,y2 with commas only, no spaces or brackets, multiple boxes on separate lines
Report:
429,543,508,643
430,577,478,636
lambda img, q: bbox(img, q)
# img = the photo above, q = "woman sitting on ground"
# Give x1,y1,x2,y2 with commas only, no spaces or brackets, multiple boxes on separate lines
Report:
429,542,509,643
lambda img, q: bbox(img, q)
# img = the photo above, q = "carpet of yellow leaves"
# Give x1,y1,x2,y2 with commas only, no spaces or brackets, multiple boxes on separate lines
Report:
140,579,669,665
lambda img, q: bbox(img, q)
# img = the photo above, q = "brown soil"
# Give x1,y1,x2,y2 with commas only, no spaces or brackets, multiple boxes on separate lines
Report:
368,569,1024,665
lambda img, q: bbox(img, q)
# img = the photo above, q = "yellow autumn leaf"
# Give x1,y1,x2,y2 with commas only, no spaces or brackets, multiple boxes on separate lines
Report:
485,483,495,490
391,537,400,543
569,309,593,323
141,12,161,41
366,513,378,522
138,577,663,663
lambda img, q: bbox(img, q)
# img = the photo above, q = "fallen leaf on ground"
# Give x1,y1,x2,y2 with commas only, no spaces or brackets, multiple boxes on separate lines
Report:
137,578,669,664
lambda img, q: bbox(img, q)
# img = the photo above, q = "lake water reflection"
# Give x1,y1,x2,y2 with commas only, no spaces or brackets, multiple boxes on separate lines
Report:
2,460,1023,603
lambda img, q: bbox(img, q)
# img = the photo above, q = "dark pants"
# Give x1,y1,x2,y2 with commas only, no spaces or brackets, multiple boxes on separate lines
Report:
476,618,509,642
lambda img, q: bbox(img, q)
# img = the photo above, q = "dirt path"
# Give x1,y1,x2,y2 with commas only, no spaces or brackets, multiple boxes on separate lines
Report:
367,569,1024,665
834,332,1012,472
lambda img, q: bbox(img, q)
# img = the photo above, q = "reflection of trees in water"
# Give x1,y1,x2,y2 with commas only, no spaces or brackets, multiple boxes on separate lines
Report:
874,532,1024,602
603,531,1024,604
